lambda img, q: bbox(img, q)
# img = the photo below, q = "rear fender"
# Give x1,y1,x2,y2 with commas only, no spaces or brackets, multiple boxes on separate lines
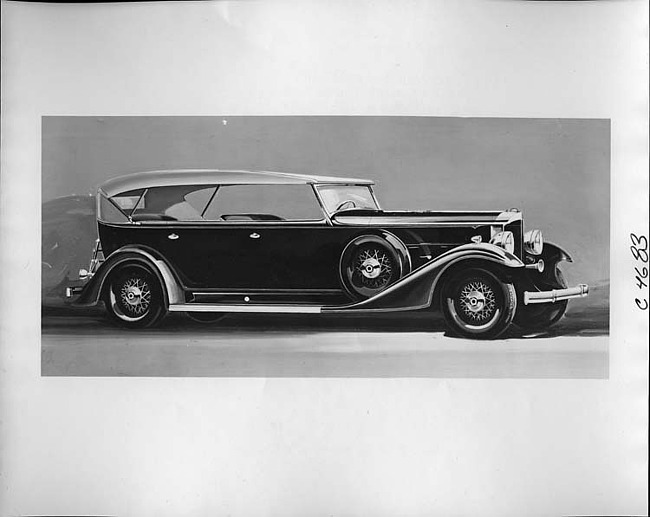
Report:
324,243,524,313
73,246,184,307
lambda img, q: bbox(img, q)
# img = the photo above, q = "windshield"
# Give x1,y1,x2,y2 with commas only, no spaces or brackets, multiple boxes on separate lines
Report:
316,185,379,215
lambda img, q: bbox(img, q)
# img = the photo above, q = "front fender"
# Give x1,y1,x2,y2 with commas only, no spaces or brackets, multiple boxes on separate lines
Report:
73,246,184,307
325,243,524,313
516,241,573,291
542,242,573,263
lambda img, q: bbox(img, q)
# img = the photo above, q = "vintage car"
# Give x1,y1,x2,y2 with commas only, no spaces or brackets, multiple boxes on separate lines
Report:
65,169,589,339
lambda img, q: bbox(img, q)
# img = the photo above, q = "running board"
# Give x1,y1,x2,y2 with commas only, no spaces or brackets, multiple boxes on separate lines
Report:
169,304,323,314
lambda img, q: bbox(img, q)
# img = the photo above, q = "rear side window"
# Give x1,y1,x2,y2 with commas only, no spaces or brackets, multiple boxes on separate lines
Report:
203,184,323,222
98,193,130,223
112,189,144,212
129,185,217,221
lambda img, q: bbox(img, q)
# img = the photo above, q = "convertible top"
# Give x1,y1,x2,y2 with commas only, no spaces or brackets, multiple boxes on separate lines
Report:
100,169,374,197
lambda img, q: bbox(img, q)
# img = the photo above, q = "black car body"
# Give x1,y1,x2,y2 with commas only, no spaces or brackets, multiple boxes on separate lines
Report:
66,169,589,338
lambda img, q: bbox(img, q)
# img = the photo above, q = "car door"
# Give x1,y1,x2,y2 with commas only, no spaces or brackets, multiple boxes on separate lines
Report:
114,184,232,289
195,183,350,291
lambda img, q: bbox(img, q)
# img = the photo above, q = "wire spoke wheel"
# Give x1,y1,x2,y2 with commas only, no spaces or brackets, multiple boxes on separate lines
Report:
104,265,166,328
458,280,498,325
442,268,517,339
340,234,409,301
118,277,152,317
353,246,395,290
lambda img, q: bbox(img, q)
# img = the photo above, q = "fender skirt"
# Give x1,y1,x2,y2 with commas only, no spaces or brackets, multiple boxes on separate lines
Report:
323,243,524,313
72,246,184,307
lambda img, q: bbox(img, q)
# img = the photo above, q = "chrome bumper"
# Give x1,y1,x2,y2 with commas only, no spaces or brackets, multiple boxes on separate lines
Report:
523,284,589,305
65,286,85,298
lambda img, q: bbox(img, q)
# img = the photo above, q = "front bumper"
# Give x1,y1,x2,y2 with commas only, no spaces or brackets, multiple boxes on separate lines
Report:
523,284,589,305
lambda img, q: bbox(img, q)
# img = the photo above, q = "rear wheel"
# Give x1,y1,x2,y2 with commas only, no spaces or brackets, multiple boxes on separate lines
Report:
103,265,166,329
441,268,517,339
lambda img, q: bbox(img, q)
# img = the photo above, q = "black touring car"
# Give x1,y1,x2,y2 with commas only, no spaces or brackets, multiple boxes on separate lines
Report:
66,169,588,339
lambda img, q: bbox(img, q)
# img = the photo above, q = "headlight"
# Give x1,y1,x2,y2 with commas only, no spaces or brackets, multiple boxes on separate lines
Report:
524,229,544,255
490,231,515,254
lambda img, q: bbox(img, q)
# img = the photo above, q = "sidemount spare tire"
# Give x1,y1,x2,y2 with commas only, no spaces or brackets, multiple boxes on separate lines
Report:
339,233,411,300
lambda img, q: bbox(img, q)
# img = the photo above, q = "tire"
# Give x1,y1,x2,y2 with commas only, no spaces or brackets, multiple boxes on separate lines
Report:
103,264,166,329
340,235,407,300
441,267,517,339
514,265,568,331
186,312,227,324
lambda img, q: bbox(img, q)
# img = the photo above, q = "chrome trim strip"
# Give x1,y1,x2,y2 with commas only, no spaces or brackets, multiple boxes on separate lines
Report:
332,218,506,227
407,243,466,247
169,304,323,314
345,209,505,215
98,219,330,228
523,284,589,305
191,288,344,295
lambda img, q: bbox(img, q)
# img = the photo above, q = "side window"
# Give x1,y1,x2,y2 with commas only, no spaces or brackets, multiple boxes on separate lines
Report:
203,185,324,222
98,192,130,223
111,189,144,212
130,185,217,222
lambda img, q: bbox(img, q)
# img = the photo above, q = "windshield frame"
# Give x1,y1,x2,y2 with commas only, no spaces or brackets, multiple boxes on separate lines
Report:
314,183,381,217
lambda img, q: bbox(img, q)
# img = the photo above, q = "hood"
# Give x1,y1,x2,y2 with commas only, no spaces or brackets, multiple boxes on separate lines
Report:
331,209,521,227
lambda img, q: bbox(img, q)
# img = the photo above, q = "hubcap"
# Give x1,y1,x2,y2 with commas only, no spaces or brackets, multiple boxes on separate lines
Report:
459,281,496,323
119,277,151,316
360,257,381,279
354,248,393,289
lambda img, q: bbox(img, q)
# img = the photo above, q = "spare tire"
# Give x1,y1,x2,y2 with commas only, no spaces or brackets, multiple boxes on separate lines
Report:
339,233,411,300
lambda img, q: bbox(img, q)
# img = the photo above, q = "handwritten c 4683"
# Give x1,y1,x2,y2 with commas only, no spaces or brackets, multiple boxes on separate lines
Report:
630,233,648,310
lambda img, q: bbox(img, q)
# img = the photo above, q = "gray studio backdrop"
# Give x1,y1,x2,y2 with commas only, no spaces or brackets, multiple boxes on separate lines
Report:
42,116,609,287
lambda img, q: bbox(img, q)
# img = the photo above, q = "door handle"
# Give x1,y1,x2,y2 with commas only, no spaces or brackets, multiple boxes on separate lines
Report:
168,233,179,240
249,232,261,239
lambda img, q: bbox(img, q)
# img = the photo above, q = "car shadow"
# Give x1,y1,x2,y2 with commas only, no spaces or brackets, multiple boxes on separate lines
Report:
42,303,609,339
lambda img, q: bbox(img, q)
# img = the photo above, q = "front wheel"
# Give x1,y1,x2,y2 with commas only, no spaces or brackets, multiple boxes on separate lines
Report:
441,268,517,339
103,265,166,329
